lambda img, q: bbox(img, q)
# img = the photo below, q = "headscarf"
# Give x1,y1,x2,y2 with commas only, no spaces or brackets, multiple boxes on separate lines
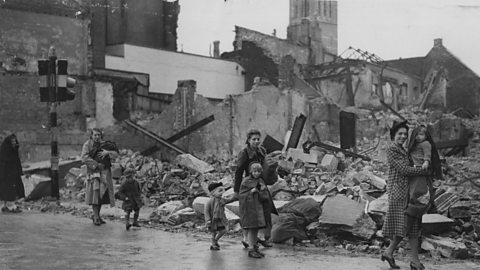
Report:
0,134,20,162
408,125,443,180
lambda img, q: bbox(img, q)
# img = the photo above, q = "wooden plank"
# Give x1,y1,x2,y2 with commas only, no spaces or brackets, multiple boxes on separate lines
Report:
303,141,371,161
166,115,214,143
124,120,188,155
286,114,307,150
141,115,215,156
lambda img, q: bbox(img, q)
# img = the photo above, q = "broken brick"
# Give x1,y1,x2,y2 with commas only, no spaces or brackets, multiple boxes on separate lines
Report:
320,154,338,171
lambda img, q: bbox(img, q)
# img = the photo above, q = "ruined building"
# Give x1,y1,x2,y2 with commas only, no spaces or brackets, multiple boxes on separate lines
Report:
91,0,180,68
304,39,480,114
222,0,338,91
386,38,480,115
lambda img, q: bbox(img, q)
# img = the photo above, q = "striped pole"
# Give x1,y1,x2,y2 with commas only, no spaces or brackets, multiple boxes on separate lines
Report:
48,46,59,200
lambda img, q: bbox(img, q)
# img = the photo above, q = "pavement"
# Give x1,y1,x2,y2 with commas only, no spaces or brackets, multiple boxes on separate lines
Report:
1,211,479,270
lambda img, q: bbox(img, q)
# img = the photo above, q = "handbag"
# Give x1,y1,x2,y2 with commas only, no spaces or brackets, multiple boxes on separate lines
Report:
258,188,271,202
405,175,430,217
262,155,279,185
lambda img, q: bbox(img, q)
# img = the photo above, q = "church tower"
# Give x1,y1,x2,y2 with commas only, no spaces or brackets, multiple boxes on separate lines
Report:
287,0,338,64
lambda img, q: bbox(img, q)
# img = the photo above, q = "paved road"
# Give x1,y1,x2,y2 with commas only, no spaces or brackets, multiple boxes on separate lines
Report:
0,211,479,270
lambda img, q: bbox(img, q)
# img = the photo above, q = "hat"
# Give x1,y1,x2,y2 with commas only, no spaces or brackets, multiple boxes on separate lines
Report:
389,120,409,140
208,182,223,192
123,168,135,176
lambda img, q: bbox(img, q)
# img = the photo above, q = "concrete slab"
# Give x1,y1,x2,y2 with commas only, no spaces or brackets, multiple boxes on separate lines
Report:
174,154,214,174
318,195,366,227
421,235,469,259
422,214,455,235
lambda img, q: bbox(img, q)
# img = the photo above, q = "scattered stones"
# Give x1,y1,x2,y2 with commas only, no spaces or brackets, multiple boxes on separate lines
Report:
174,154,214,174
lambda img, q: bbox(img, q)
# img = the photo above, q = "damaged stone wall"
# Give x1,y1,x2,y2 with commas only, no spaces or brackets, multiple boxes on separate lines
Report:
0,8,89,75
234,26,310,65
95,82,116,128
313,63,422,110
230,85,309,155
424,39,480,114
222,41,279,91
138,82,343,160
0,72,88,162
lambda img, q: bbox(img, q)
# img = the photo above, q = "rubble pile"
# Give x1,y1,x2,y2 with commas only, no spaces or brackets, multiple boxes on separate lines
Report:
48,110,480,260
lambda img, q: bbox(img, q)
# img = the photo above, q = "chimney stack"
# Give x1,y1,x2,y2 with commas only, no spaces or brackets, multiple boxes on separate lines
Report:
434,38,443,47
213,41,220,58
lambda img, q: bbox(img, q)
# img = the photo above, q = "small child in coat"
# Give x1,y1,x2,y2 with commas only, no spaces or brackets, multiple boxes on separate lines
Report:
204,182,234,250
115,168,143,230
239,162,268,259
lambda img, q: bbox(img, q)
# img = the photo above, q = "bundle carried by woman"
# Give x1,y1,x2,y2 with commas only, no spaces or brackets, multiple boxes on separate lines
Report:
88,140,119,169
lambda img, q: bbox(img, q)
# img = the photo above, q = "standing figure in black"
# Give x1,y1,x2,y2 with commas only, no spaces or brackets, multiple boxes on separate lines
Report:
0,134,25,213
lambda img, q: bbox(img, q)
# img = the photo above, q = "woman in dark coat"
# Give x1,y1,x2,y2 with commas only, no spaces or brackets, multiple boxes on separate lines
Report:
234,129,277,248
381,121,427,270
0,134,25,213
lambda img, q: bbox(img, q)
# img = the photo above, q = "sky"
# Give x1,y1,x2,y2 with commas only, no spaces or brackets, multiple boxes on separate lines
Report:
177,0,480,75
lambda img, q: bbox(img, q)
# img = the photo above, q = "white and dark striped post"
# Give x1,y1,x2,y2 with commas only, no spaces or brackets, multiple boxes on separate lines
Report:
48,46,60,200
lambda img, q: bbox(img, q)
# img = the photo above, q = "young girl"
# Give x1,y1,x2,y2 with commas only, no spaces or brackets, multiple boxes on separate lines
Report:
204,182,234,250
239,162,268,259
406,125,442,218
115,168,143,230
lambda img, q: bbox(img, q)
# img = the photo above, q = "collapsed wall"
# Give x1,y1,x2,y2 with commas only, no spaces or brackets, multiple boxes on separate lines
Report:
136,80,342,160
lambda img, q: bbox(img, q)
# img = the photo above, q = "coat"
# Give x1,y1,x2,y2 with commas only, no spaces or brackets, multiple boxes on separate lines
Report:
0,134,25,201
204,197,228,231
382,143,425,239
81,139,115,207
115,179,143,212
239,176,266,229
234,146,266,193
234,145,278,220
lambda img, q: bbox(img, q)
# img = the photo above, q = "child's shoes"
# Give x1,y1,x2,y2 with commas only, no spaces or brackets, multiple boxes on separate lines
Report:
248,250,263,258
257,239,272,248
132,221,141,227
126,223,132,230
210,245,220,251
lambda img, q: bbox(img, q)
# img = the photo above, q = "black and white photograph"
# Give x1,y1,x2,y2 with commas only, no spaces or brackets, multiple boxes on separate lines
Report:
1,0,480,269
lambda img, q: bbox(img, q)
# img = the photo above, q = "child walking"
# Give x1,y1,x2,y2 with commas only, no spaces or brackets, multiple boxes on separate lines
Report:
115,168,143,230
239,162,268,259
204,182,233,250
